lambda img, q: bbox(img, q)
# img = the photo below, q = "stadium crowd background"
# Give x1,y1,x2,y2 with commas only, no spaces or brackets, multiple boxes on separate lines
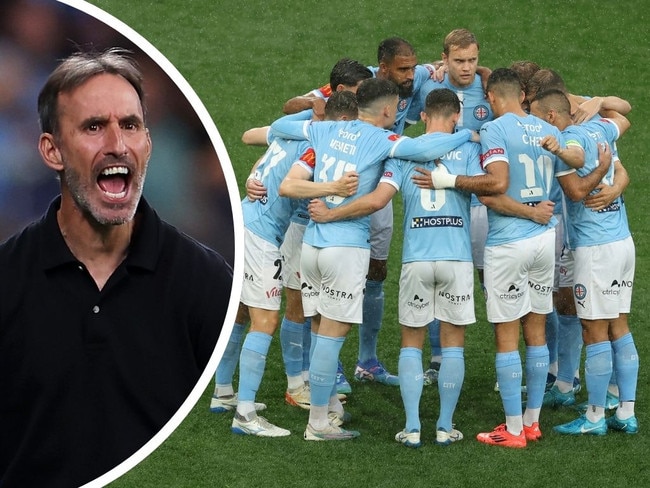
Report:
0,0,235,265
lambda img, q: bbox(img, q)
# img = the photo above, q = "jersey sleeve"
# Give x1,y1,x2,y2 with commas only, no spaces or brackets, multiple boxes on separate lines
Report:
465,142,484,176
269,111,313,140
479,122,508,169
380,158,402,192
293,147,316,176
390,130,472,162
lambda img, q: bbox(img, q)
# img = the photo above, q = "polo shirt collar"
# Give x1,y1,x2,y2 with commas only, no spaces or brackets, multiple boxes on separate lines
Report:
39,196,160,273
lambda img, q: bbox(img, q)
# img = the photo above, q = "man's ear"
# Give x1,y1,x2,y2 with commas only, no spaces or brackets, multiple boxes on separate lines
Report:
145,128,152,162
38,133,64,172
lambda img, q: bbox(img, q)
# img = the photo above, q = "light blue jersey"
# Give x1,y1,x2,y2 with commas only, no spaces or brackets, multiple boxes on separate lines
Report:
413,74,493,132
273,118,476,249
382,140,482,263
562,118,628,248
480,113,573,246
411,73,493,209
242,136,310,246
368,65,431,134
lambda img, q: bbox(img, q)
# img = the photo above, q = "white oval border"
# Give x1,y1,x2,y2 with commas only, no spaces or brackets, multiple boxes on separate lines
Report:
53,1,243,487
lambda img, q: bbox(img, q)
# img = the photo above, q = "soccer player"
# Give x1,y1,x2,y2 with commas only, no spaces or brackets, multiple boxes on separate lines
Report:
282,57,373,119
275,77,479,440
456,68,578,448
529,89,638,435
281,38,435,390
525,69,632,405
221,93,360,437
308,88,484,447
415,28,495,385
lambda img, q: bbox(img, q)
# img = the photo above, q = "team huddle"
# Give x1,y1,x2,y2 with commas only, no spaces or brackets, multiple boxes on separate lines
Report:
211,29,638,447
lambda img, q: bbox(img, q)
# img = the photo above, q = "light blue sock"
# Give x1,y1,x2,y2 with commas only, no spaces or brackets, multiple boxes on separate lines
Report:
302,317,312,371
612,333,638,402
427,319,441,360
525,345,549,409
545,309,559,366
398,347,423,433
280,317,303,377
437,347,464,432
215,322,245,385
237,332,272,402
557,314,582,383
496,351,523,417
585,341,612,407
359,279,384,363
310,335,345,407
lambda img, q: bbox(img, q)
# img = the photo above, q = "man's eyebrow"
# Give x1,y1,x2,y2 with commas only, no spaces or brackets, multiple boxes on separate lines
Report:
120,114,145,126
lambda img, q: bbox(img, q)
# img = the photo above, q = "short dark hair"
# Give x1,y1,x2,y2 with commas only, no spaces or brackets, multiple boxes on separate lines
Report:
355,78,399,110
425,88,461,118
509,60,541,91
324,91,358,120
329,58,372,90
486,68,522,98
526,68,567,101
532,88,572,115
38,47,146,135
377,37,415,64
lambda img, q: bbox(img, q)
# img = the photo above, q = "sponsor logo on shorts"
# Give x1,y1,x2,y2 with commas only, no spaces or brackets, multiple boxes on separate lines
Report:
601,279,632,296
407,294,430,310
410,216,464,228
528,280,553,295
301,282,318,298
499,284,524,300
265,287,282,299
322,285,354,301
438,291,471,304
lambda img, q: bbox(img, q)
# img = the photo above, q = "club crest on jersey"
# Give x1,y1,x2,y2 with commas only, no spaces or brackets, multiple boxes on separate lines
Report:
474,104,489,121
398,99,408,111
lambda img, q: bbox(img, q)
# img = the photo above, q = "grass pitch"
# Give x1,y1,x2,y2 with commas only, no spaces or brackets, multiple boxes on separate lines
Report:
87,1,650,486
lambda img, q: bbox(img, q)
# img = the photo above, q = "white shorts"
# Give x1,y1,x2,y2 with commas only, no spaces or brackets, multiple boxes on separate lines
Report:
300,243,369,324
398,261,475,327
573,236,635,320
280,221,306,290
484,229,555,323
470,204,488,270
369,200,393,260
558,246,574,289
241,228,283,310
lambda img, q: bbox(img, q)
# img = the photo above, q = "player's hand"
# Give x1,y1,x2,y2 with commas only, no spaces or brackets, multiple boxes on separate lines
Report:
308,198,332,223
470,130,480,143
246,176,267,201
584,183,617,211
597,142,612,171
573,97,602,124
312,98,326,121
333,170,359,197
432,63,447,82
531,200,555,224
412,167,434,189
540,135,560,154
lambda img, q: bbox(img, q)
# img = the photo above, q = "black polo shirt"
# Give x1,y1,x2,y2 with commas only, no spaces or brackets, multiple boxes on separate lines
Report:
0,197,233,488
